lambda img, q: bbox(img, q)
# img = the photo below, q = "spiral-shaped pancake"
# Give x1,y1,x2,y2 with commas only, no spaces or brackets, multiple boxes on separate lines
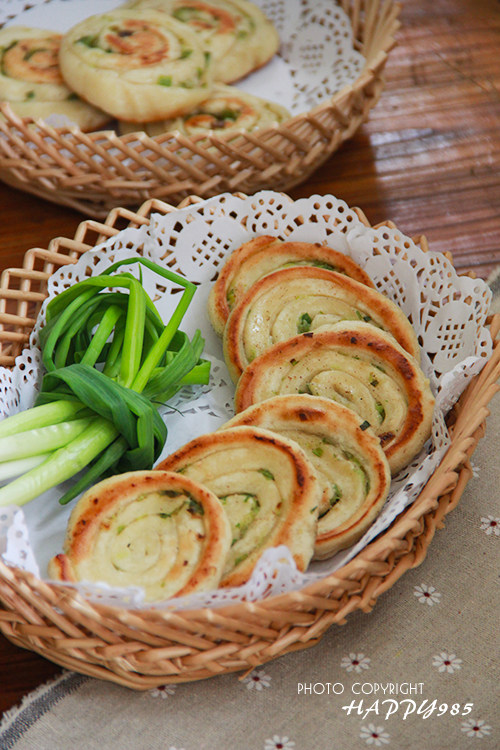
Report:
59,9,213,122
123,0,280,82
48,470,232,601
0,26,110,130
223,267,420,382
157,426,320,587
118,82,289,135
234,322,435,475
208,236,375,337
223,395,391,559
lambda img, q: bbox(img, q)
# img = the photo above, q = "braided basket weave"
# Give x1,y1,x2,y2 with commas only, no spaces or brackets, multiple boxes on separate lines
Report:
0,196,499,688
0,0,400,217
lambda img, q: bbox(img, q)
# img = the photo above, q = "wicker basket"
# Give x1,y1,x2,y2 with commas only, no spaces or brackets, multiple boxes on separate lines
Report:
0,195,499,688
0,0,400,217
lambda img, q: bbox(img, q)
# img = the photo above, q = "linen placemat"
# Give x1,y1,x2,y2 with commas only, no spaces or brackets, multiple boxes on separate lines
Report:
1,272,499,750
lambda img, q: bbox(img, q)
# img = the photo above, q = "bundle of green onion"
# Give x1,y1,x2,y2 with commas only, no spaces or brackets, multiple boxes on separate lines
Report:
0,257,210,508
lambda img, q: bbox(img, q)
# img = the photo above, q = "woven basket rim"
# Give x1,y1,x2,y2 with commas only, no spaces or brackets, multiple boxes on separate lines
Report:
1,192,499,625
2,398,496,621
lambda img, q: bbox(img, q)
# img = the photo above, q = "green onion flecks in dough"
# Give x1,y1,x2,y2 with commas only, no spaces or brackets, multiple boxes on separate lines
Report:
59,9,214,122
157,425,321,588
223,266,421,382
208,236,375,337
0,26,110,130
234,322,435,476
122,0,280,83
223,394,392,560
118,82,289,136
48,470,232,602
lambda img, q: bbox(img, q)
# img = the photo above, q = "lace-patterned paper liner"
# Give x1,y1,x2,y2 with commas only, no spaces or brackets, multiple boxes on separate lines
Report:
1,0,365,118
0,506,40,576
0,191,493,610
256,0,365,111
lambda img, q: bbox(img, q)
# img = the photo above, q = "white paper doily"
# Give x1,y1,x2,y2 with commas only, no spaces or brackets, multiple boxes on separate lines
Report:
1,0,365,117
0,191,493,611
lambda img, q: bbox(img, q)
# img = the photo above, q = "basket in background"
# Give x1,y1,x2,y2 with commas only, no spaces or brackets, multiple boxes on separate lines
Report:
0,0,400,216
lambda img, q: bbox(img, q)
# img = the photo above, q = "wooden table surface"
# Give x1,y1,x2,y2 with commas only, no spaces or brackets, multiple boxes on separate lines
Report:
0,0,499,717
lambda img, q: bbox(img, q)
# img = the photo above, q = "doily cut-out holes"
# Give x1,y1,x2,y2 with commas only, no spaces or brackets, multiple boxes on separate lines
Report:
0,191,492,611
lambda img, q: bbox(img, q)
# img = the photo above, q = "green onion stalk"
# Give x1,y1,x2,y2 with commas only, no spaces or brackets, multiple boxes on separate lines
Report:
0,258,210,508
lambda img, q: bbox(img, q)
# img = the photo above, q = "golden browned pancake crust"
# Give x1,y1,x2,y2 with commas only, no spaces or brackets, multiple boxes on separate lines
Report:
157,425,321,587
208,235,375,337
48,470,232,601
234,322,435,475
223,394,391,558
223,267,420,382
